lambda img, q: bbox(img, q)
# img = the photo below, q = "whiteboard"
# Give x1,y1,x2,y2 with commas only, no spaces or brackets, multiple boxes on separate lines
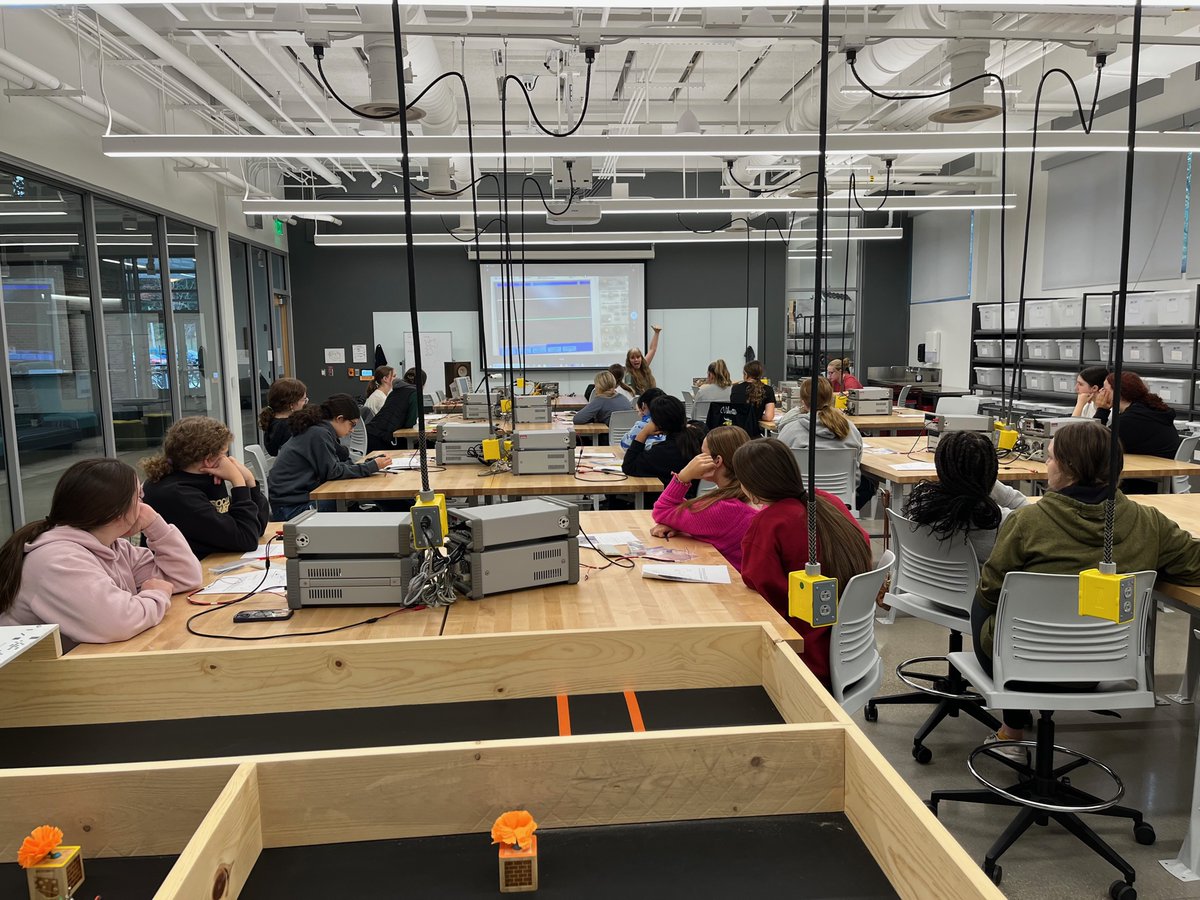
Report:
647,307,759,399
374,312,481,395
404,331,454,396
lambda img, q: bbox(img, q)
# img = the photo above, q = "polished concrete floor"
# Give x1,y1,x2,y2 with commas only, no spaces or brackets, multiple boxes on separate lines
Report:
857,529,1200,900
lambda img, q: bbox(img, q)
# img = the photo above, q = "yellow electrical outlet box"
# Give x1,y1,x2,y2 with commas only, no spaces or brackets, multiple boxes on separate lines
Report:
1078,568,1136,624
504,439,513,454
834,394,848,410
788,570,839,627
411,493,448,549
482,438,502,462
995,425,1019,451
500,398,512,413
516,377,526,389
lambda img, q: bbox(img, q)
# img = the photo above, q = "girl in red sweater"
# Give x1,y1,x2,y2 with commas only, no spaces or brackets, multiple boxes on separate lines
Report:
734,438,873,688
650,425,756,571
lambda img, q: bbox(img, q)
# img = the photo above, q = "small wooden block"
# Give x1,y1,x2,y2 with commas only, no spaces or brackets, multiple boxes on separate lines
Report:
498,836,537,893
26,845,84,900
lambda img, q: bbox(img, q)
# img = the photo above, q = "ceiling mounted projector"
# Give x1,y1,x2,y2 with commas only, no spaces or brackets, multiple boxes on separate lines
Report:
547,201,602,226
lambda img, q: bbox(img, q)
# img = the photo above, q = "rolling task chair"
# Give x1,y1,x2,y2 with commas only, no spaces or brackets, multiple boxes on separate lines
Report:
866,511,1001,762
606,408,641,440
1172,434,1199,494
929,571,1158,899
790,447,859,516
829,550,895,715
243,444,273,499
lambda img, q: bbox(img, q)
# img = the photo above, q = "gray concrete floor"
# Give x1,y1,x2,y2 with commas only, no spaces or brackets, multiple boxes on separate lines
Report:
857,525,1200,900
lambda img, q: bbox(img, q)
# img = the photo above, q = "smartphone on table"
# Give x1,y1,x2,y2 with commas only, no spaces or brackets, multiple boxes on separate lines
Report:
232,608,294,623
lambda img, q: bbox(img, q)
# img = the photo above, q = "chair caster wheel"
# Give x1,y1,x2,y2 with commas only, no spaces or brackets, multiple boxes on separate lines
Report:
912,744,933,764
1134,822,1156,845
925,799,938,817
1109,879,1136,900
864,704,878,723
984,863,1002,886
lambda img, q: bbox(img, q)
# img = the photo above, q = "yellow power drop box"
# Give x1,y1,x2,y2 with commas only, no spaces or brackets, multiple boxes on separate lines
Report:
411,492,448,549
788,570,840,627
1078,568,1136,624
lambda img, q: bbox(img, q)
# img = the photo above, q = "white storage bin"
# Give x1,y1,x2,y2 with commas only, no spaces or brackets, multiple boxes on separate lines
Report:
1085,297,1113,328
1022,370,1055,392
1156,290,1197,326
1123,339,1162,364
1056,298,1084,328
1024,339,1060,360
1056,338,1100,361
978,304,1001,330
1025,300,1055,329
974,366,1004,387
1052,373,1076,394
1144,377,1189,405
1159,339,1195,366
1127,294,1159,327
976,339,1004,359
1096,342,1111,362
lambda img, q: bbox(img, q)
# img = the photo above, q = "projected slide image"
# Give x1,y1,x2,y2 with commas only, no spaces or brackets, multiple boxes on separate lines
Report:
494,276,596,355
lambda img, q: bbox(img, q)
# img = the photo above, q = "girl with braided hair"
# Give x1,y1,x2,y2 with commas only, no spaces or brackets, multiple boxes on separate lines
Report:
904,430,1027,562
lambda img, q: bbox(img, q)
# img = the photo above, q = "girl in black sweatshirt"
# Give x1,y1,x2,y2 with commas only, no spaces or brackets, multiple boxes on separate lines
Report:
622,395,705,495
142,416,270,559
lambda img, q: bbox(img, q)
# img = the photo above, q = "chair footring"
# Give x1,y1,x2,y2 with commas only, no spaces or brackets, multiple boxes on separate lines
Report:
966,740,1126,814
895,655,986,701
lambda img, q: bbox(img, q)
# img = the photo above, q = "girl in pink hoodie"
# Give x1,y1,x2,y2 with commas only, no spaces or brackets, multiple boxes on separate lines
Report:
0,458,202,646
650,425,757,571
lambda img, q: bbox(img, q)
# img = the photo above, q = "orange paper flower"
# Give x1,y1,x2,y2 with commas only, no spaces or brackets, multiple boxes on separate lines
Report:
17,825,63,869
491,810,538,849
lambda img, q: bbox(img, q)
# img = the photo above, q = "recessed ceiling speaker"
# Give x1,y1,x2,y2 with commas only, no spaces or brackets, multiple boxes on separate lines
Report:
928,38,1001,125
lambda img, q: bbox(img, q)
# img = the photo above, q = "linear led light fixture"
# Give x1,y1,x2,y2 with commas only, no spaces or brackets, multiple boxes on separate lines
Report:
0,233,79,246
0,200,68,216
96,233,197,246
244,195,1013,219
314,228,902,247
102,131,1200,160
13,0,1189,8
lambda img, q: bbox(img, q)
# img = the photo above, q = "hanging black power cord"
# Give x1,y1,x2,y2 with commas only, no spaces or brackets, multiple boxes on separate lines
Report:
1105,0,1144,567
848,51,1010,411
1008,60,1105,421
725,159,819,196
848,159,893,214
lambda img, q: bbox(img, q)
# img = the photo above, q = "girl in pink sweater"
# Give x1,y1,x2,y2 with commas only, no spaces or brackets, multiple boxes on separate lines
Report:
651,425,757,570
0,458,202,646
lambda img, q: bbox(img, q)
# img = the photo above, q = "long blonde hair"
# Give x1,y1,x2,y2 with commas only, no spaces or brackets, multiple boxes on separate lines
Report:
707,359,732,389
593,370,618,397
682,426,750,512
626,348,656,393
800,377,851,440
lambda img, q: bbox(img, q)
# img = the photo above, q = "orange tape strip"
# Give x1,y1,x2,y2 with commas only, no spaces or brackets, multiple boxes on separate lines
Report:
556,694,571,737
623,690,646,732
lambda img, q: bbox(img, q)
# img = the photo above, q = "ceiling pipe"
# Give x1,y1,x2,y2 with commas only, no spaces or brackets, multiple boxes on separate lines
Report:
92,3,341,187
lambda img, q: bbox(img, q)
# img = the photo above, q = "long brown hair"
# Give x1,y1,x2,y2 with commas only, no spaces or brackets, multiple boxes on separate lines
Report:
1106,371,1171,412
742,360,766,407
625,348,656,393
259,378,307,432
800,376,851,439
682,425,750,512
290,394,361,436
733,438,871,588
142,416,233,482
367,365,395,396
1051,420,1121,488
707,359,732,389
0,459,139,614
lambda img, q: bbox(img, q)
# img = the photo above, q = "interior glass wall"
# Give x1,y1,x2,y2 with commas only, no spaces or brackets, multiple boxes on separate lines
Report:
230,240,256,442
94,199,171,462
250,245,273,412
168,219,224,420
0,169,104,522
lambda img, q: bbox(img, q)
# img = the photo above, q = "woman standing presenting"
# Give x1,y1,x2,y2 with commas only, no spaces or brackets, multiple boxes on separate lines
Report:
625,325,663,395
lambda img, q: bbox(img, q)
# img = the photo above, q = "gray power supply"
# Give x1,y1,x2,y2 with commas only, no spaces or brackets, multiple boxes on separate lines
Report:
514,394,552,423
510,428,577,475
283,510,414,608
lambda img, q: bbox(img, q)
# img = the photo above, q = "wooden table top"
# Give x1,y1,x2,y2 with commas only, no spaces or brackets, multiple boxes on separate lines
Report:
848,409,930,432
859,435,1200,485
434,397,590,413
396,414,607,440
69,511,797,654
312,448,660,501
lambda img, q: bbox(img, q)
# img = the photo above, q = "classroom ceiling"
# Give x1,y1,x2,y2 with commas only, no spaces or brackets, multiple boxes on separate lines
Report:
12,4,1200,200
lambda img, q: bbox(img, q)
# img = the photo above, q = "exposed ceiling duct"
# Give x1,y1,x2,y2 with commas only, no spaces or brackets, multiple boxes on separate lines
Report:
358,23,424,121
929,14,1003,125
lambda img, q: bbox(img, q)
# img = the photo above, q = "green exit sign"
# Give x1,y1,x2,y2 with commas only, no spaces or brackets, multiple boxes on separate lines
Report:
274,219,285,236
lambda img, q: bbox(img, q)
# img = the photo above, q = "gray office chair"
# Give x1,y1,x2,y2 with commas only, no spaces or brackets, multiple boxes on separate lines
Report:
930,570,1158,896
607,408,642,442
243,444,273,499
790,447,858,514
865,511,1001,762
830,549,895,715
341,418,368,460
896,385,911,408
1172,434,1199,494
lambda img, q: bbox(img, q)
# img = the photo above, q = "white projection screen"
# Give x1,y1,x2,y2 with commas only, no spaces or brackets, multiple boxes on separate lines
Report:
478,262,647,369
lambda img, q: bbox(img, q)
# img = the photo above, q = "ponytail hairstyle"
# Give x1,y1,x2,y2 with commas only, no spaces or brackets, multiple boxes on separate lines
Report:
649,395,703,461
367,365,395,397
402,367,428,389
142,417,233,482
258,378,307,432
708,359,732,389
1106,370,1171,412
800,377,851,439
607,363,627,390
682,425,750,512
625,348,657,394
290,393,361,436
742,360,766,407
733,438,872,587
593,370,618,398
904,430,1002,542
0,459,139,614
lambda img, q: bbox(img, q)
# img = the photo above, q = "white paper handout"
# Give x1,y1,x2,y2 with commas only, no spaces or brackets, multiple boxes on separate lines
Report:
578,531,640,547
641,564,732,584
196,569,288,595
893,462,937,471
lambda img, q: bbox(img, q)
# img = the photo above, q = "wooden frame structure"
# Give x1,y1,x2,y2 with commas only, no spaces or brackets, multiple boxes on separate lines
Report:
0,624,1002,900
